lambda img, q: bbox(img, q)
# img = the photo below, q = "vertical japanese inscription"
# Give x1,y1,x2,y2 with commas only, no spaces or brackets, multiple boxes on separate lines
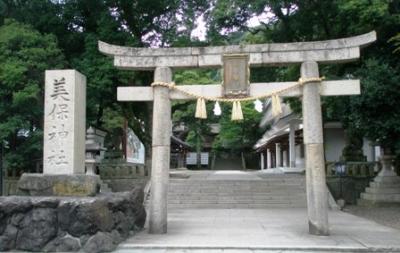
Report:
47,77,70,166
44,70,86,174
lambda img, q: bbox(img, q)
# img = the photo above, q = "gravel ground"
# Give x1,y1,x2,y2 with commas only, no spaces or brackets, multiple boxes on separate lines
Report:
343,204,400,230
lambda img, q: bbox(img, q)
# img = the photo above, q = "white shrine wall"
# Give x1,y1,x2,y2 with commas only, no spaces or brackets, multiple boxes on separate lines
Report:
324,127,346,162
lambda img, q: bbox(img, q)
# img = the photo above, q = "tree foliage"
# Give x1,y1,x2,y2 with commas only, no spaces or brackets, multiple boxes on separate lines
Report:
172,69,219,168
0,19,65,170
350,59,400,151
206,0,400,151
0,0,400,172
213,102,263,151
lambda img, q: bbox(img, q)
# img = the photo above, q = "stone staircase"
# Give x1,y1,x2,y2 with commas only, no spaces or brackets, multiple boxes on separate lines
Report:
358,155,400,205
213,156,243,170
99,181,112,193
359,174,400,204
146,174,307,209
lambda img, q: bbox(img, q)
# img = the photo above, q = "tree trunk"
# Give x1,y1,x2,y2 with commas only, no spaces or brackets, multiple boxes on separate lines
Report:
196,133,201,169
145,102,153,177
241,152,247,170
96,104,104,127
211,152,216,170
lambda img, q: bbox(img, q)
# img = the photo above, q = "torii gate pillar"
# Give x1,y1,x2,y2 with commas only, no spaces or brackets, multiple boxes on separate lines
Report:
301,61,329,235
148,67,172,234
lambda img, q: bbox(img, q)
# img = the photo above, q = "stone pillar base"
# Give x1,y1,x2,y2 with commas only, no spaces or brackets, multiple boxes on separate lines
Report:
359,175,400,204
281,167,305,174
359,155,400,204
17,173,100,197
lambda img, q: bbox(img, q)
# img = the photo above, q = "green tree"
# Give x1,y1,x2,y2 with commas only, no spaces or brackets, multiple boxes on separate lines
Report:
173,69,219,168
0,0,215,174
0,0,211,163
0,19,65,172
389,33,400,53
349,59,400,153
2,0,399,172
212,102,264,169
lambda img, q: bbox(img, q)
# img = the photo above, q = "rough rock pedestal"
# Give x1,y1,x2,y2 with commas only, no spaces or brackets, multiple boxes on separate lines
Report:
17,174,100,197
0,188,146,252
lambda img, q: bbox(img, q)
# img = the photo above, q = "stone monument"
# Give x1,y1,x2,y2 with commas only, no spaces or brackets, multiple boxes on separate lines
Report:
43,70,86,174
18,70,100,196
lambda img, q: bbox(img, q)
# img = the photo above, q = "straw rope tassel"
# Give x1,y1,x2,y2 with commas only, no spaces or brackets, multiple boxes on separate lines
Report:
233,101,237,120
271,95,282,117
195,98,207,119
231,101,244,121
231,101,237,120
236,101,244,121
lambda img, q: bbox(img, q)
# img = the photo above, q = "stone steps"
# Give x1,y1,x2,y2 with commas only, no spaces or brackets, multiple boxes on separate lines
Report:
114,246,399,253
365,187,400,194
168,186,305,189
167,204,307,209
373,176,400,184
169,179,306,182
167,197,307,202
167,194,306,198
360,192,400,202
147,177,307,209
359,173,400,204
168,184,306,187
168,189,304,193
99,182,112,193
168,189,305,192
370,181,400,188
168,195,303,198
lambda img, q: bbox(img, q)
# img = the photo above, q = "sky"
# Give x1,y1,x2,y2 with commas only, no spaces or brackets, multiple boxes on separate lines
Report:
190,7,276,41
142,6,282,47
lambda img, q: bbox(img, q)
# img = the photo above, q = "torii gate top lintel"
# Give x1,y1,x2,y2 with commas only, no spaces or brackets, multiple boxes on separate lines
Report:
98,31,376,70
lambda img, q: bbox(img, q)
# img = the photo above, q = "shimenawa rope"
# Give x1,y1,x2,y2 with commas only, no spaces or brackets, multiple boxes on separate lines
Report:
151,76,324,121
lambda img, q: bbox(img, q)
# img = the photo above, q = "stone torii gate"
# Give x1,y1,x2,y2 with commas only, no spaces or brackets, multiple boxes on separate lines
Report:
98,31,376,236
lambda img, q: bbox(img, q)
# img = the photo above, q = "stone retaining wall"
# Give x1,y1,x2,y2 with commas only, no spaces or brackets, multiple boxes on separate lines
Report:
3,179,19,196
103,178,148,192
99,162,148,179
327,176,373,204
0,187,146,252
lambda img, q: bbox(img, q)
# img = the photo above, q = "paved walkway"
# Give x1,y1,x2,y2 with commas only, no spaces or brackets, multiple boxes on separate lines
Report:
344,204,400,230
170,170,262,180
115,208,400,252
170,169,301,181
115,170,400,252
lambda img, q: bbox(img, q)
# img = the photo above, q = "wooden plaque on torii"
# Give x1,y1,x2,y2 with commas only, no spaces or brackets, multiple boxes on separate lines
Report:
222,54,249,98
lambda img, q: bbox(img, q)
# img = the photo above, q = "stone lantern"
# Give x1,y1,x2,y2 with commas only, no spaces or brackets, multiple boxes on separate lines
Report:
85,126,107,175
